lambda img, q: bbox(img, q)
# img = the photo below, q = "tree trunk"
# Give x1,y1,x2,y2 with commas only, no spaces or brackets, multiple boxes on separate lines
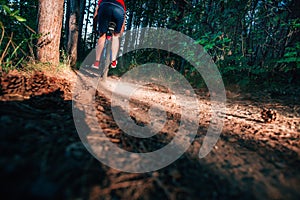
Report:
67,0,85,66
77,0,86,59
37,0,64,66
67,12,78,67
64,0,71,49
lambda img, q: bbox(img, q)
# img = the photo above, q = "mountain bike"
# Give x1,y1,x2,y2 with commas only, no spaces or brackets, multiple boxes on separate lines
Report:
101,21,116,81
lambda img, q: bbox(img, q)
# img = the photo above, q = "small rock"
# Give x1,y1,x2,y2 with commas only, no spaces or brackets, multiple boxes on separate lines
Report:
152,172,159,177
228,137,237,143
227,115,232,119
185,90,191,96
169,95,176,100
274,162,286,168
110,138,120,143
97,105,104,111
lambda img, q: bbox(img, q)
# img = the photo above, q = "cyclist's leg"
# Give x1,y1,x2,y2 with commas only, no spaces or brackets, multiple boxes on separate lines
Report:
95,33,106,63
111,5,125,63
94,4,111,66
111,34,120,63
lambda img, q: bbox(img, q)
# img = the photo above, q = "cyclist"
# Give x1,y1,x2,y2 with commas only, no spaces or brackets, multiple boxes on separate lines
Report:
92,0,126,69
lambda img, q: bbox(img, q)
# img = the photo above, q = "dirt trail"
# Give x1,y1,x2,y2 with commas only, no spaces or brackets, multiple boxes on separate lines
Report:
1,69,300,199
73,66,300,199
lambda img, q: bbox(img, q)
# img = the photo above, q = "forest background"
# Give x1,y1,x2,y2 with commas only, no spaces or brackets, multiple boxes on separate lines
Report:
0,0,299,92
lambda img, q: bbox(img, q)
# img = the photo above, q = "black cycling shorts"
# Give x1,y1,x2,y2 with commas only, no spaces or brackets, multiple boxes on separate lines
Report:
97,2,125,34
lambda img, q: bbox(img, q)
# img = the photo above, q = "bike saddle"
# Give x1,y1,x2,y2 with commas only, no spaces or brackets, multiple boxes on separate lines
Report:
106,22,116,40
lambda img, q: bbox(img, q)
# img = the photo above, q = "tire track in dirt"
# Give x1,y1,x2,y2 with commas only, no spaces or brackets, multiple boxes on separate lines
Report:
1,69,299,199
72,76,300,199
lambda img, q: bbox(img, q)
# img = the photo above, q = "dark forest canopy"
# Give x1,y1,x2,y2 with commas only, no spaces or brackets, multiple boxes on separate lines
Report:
0,0,299,87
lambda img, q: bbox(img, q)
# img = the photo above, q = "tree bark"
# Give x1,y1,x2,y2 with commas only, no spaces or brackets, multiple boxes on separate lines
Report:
67,0,86,66
67,12,78,67
77,0,86,59
64,0,71,49
37,0,64,66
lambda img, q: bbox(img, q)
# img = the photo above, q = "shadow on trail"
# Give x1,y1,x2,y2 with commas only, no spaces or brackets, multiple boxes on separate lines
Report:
0,84,299,199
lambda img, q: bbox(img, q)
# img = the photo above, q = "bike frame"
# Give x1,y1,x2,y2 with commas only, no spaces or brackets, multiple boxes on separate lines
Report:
102,22,116,81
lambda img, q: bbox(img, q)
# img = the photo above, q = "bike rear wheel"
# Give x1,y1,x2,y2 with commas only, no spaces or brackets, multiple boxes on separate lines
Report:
101,22,116,81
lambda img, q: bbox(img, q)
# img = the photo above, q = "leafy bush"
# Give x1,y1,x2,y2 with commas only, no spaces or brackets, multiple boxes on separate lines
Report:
0,3,37,71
